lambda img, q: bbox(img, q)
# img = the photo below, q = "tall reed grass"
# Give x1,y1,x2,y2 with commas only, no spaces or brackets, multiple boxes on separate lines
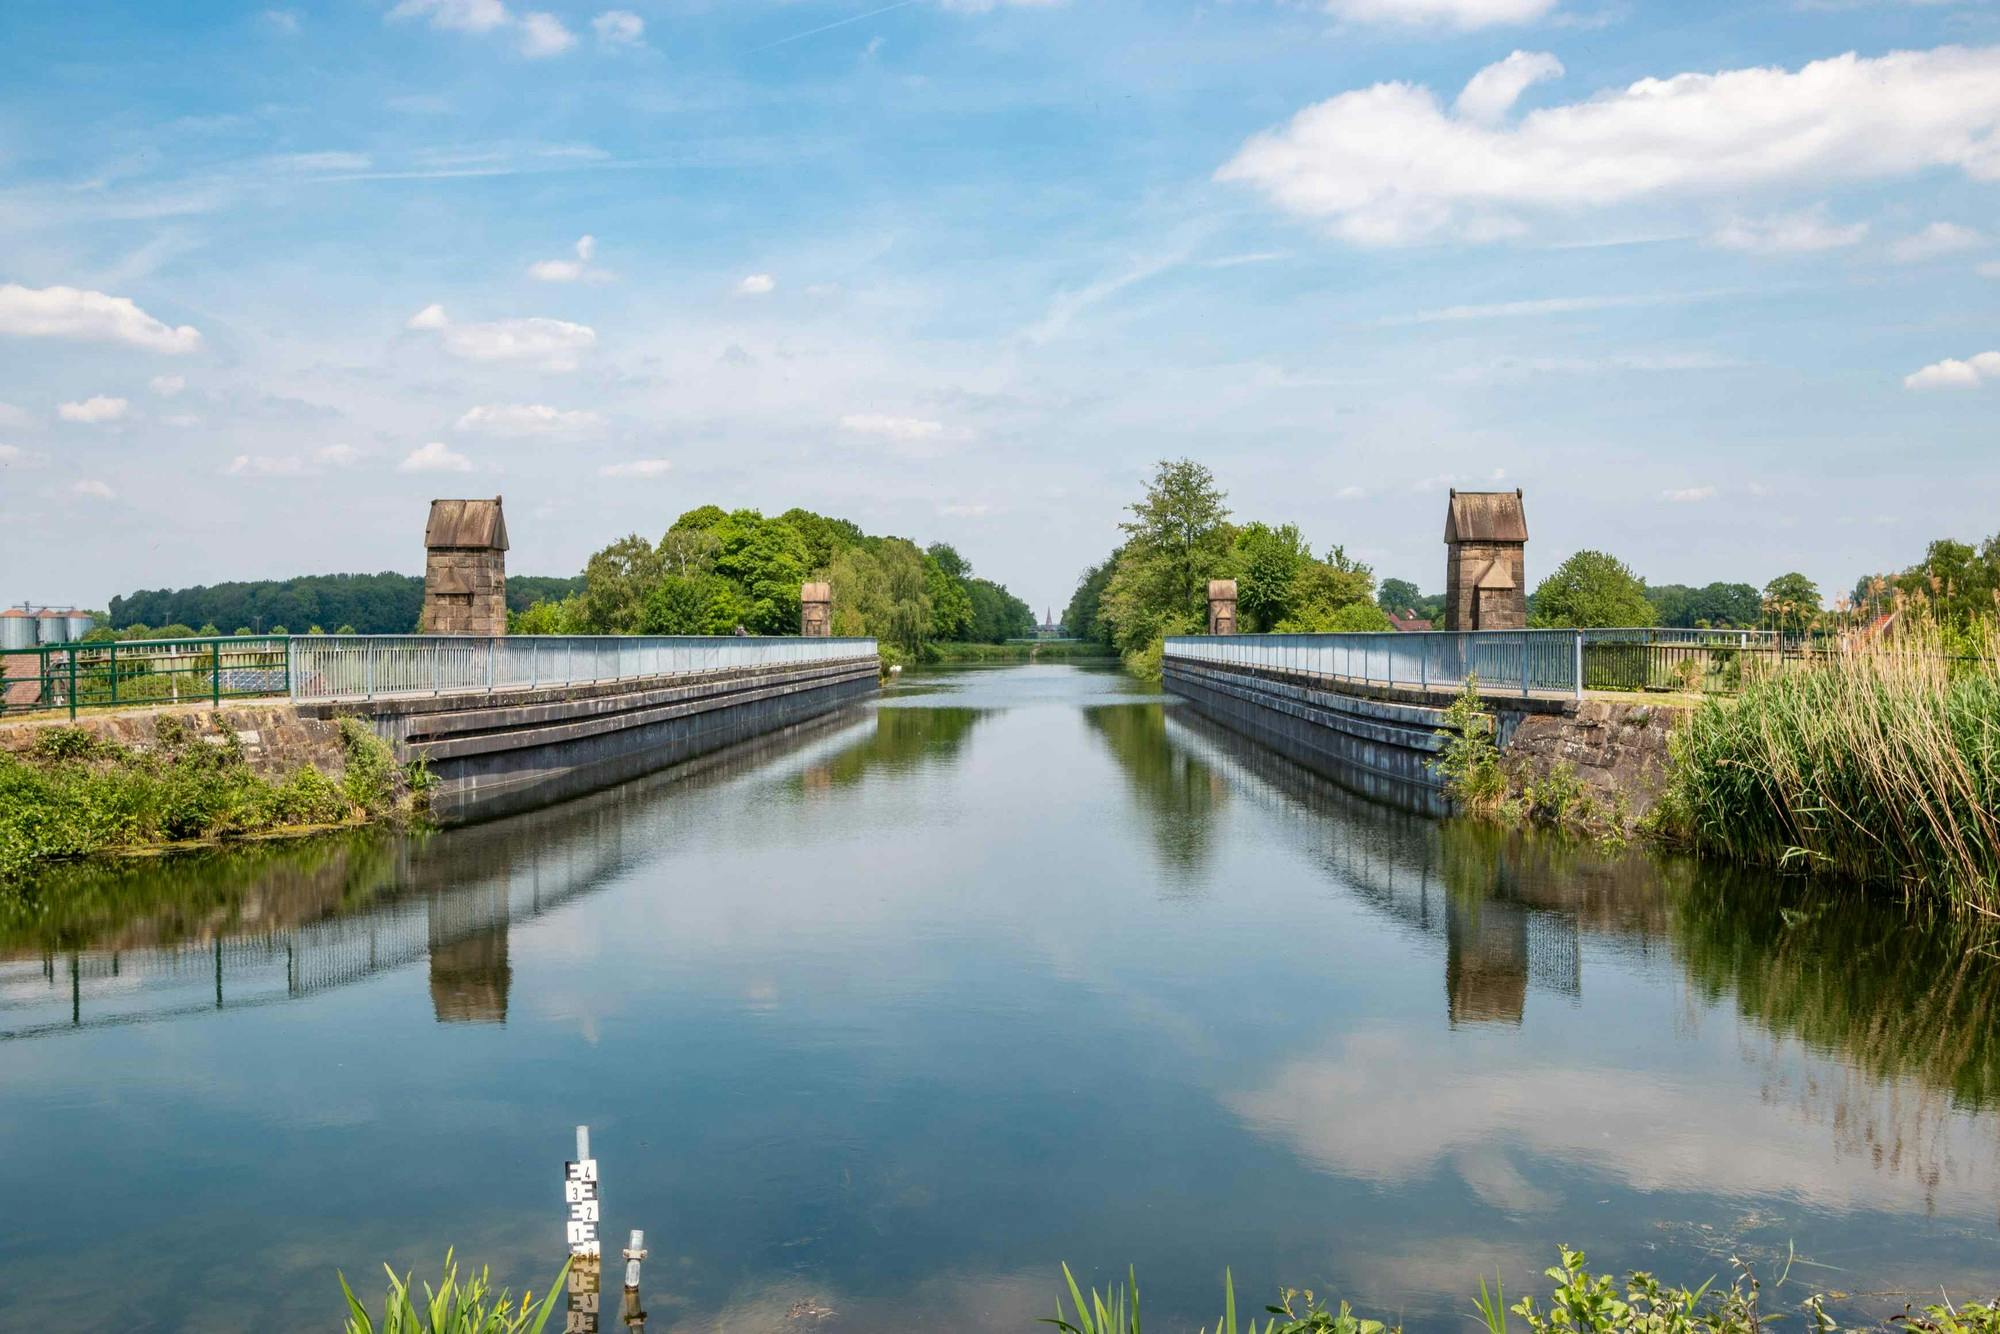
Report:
1655,621,2000,918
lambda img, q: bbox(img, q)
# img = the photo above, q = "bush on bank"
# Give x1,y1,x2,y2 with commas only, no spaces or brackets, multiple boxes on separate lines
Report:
1650,622,2000,918
0,716,420,879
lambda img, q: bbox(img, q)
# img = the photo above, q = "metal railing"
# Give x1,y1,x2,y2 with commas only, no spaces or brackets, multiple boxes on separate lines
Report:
0,636,290,720
1164,627,1791,700
288,634,879,704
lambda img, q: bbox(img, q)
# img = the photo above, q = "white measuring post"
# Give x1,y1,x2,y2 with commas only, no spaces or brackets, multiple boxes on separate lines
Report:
565,1125,603,1334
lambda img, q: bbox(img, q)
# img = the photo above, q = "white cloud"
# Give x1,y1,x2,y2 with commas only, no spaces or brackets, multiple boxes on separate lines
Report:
1454,51,1563,124
593,10,644,44
455,403,605,434
938,502,993,517
73,479,115,500
0,284,202,353
0,402,31,428
1326,0,1556,29
261,9,302,34
839,413,944,441
389,0,510,32
1981,261,2000,279
149,374,186,397
1334,485,1366,499
1218,46,2000,245
398,441,475,472
406,304,597,370
736,273,776,296
0,444,49,468
1904,350,2000,390
227,443,361,477
1710,208,1868,253
58,395,130,424
517,11,576,56
1662,485,1717,502
597,458,672,477
529,235,610,282
1889,221,1986,263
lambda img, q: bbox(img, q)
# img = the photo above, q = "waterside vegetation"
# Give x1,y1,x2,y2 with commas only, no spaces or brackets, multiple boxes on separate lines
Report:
0,718,425,881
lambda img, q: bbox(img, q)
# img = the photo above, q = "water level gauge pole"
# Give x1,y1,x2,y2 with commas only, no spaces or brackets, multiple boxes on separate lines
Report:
621,1229,647,1331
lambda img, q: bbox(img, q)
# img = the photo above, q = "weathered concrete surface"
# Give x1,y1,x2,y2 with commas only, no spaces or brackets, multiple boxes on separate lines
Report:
0,701,347,780
1164,656,1685,822
307,654,881,824
1504,700,1680,822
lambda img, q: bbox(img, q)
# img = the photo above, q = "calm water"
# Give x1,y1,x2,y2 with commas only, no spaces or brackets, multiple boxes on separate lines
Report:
3,664,1999,1332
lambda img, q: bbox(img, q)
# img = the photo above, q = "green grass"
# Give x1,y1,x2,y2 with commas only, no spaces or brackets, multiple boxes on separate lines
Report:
1653,622,2000,918
339,1252,571,1334
0,716,412,879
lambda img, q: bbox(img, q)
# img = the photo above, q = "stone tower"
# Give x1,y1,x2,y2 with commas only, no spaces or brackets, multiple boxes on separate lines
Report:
801,582,831,637
422,497,509,636
1443,489,1528,631
1207,579,1238,635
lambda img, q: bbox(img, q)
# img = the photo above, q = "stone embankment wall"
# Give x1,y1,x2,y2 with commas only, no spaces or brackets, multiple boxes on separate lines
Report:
1163,656,1685,823
0,702,349,780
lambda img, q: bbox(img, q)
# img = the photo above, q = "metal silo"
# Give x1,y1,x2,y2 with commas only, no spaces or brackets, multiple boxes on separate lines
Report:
0,609,34,651
35,608,69,644
65,611,94,640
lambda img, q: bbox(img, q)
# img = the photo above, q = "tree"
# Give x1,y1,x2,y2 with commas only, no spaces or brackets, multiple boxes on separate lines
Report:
966,578,1034,642
709,510,810,633
1761,572,1822,632
923,551,974,641
1531,551,1656,628
1278,545,1380,630
1378,578,1422,614
640,574,742,635
1118,458,1232,619
1065,558,1117,647
579,534,667,633
1231,522,1309,631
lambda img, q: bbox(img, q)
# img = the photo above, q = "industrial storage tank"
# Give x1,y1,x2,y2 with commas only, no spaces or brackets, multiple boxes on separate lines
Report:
65,611,94,639
35,608,70,644
0,609,34,651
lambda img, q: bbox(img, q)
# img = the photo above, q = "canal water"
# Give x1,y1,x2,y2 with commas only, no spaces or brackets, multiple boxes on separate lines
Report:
3,664,1998,1332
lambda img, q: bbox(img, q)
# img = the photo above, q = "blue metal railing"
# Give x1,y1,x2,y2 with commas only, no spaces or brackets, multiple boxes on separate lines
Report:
288,634,879,704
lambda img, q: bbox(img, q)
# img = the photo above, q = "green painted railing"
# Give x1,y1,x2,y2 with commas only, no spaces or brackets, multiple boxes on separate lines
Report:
0,636,291,721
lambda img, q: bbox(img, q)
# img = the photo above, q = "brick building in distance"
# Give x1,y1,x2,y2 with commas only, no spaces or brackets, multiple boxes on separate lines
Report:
422,497,509,636
1442,489,1528,631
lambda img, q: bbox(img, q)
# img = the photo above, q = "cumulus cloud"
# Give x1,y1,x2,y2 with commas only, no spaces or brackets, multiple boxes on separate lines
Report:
1890,221,1986,263
406,304,596,370
58,395,130,424
1904,350,2000,390
1662,485,1717,502
529,235,610,283
736,273,776,296
1710,208,1868,253
1218,46,2000,245
455,403,605,434
73,479,115,500
0,444,49,468
0,284,202,353
0,402,32,428
148,373,186,397
597,458,672,477
389,0,510,32
1328,0,1555,26
1454,51,1563,123
517,11,575,56
593,10,644,44
398,441,475,472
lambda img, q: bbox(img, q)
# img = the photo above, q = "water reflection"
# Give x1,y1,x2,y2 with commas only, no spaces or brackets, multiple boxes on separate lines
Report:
4,666,2000,1334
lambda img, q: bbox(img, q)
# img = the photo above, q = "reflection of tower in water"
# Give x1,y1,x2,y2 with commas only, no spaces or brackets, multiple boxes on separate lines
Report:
1445,896,1528,1025
428,883,512,1024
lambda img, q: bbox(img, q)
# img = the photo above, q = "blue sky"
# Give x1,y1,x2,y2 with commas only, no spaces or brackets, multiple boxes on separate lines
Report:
1,0,1996,614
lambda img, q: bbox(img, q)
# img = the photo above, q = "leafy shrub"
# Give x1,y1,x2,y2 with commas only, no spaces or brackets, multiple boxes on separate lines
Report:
337,717,398,815
1430,678,1507,813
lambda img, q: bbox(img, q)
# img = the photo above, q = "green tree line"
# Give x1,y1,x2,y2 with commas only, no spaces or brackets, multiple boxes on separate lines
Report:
512,505,1036,657
108,573,582,636
1062,459,1393,674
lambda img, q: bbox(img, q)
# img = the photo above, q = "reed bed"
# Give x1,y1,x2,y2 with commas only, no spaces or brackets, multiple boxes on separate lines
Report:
1657,622,2000,918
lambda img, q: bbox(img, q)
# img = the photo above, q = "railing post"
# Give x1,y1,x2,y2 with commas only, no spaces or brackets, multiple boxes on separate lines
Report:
212,640,222,704
67,648,77,721
1521,632,1530,697
486,638,496,693
365,642,375,700
109,643,118,706
1574,631,1584,701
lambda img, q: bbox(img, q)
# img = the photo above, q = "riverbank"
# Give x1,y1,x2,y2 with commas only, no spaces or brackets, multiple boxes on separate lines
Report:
0,712,423,881
922,640,1120,664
